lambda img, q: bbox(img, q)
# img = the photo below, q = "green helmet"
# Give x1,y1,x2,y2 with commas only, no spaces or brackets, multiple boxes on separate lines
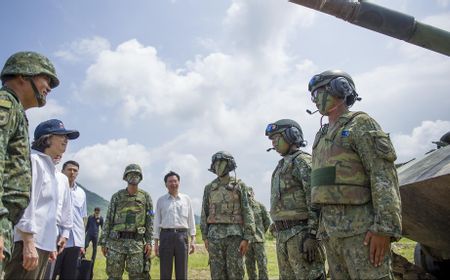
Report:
308,69,359,106
208,151,237,174
123,164,143,180
265,119,306,147
1,51,59,88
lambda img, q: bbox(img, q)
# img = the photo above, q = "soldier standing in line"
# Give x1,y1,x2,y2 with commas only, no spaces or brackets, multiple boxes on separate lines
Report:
200,151,255,280
308,70,402,279
100,164,153,280
244,187,271,280
0,51,59,272
265,119,325,280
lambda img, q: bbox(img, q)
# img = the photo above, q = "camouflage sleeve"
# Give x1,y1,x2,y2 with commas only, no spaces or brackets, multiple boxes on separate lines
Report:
239,182,255,241
200,185,210,241
293,155,320,233
259,203,272,233
351,115,402,239
0,96,31,227
99,194,116,246
144,193,153,244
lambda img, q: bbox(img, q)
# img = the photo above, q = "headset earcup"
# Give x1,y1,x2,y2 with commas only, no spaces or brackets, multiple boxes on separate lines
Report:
329,77,353,98
284,127,301,145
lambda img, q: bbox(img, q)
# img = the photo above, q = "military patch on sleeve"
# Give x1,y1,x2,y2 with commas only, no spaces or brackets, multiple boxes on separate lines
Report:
147,210,154,216
0,109,10,126
341,130,350,137
0,99,12,109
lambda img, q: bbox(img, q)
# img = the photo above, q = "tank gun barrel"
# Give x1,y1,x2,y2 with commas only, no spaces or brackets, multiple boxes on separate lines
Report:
289,0,450,56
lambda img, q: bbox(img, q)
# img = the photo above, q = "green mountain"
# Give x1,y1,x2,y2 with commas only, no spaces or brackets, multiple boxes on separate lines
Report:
77,183,109,216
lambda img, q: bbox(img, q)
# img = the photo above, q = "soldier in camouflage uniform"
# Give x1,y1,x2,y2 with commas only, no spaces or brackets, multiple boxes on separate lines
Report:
308,70,402,279
100,164,153,280
200,151,255,280
0,51,59,271
245,187,271,280
265,119,325,280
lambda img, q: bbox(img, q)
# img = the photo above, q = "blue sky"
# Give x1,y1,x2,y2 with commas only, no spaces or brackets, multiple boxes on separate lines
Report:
2,0,450,214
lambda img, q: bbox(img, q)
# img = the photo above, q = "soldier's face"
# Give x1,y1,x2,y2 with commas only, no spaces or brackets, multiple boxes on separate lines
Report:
270,133,290,156
165,175,180,195
46,134,68,164
313,87,338,116
31,74,52,107
213,160,229,177
126,172,142,185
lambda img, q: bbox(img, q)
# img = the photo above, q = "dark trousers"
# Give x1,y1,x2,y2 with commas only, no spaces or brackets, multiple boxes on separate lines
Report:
85,234,98,262
52,246,81,280
159,230,189,280
4,241,50,280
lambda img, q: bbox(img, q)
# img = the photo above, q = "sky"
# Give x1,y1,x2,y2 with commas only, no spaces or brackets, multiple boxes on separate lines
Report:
2,0,449,214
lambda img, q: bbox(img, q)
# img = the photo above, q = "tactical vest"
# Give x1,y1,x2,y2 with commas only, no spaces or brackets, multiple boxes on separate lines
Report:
112,189,148,232
207,179,243,224
311,111,371,205
270,150,309,221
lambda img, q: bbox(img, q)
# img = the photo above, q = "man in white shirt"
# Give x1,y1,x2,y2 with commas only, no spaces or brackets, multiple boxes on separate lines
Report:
4,119,79,280
154,171,196,280
52,160,87,280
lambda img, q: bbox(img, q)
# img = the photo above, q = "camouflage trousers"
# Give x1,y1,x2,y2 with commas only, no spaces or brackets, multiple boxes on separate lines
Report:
106,249,145,280
324,232,394,280
245,242,268,280
208,235,245,280
276,231,325,280
0,218,13,273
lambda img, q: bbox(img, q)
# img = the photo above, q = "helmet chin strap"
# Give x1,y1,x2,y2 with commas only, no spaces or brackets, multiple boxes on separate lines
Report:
26,77,46,107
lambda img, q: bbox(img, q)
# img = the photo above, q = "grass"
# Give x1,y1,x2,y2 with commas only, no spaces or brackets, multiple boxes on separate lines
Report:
89,228,415,279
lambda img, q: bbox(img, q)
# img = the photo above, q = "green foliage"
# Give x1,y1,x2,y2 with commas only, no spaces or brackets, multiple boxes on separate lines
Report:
78,183,109,215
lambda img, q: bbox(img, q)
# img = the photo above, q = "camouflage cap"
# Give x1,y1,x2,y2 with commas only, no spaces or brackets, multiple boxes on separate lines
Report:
123,163,143,180
1,51,59,88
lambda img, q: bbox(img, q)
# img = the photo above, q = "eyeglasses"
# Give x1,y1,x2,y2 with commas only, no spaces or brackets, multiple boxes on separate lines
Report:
311,88,327,102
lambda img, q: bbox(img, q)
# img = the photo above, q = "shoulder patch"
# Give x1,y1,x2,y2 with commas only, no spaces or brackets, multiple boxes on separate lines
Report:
0,99,12,109
0,109,10,126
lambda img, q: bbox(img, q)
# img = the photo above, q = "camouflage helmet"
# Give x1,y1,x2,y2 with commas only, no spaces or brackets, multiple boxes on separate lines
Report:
208,151,237,174
265,119,306,147
432,131,450,148
123,163,143,180
308,69,359,106
1,51,59,88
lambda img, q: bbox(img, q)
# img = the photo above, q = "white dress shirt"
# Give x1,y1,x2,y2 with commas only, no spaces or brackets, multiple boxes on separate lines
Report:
66,182,87,248
56,172,73,239
14,150,59,252
153,192,196,239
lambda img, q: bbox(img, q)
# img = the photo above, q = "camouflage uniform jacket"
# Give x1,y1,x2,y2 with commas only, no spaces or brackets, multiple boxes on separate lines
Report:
200,177,255,241
0,87,31,256
271,150,319,243
312,111,402,239
100,188,153,254
249,200,271,243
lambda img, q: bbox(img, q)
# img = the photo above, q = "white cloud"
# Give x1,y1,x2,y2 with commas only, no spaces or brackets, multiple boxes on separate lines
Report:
55,36,111,62
392,120,450,162
27,99,67,132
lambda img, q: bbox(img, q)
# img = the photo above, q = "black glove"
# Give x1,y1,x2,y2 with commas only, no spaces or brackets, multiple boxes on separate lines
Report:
302,236,319,263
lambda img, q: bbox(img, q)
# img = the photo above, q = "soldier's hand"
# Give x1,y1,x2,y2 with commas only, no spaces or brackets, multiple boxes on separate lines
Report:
204,240,209,251
239,239,249,256
144,243,152,258
364,231,390,267
189,241,196,255
0,235,5,261
302,237,319,263
101,246,108,257
154,243,159,257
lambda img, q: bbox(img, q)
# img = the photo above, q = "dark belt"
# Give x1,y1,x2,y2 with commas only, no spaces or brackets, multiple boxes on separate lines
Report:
274,219,307,232
161,228,188,233
118,231,137,239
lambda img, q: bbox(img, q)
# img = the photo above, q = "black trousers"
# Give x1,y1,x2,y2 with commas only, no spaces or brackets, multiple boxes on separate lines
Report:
159,230,189,280
85,234,99,261
52,246,81,280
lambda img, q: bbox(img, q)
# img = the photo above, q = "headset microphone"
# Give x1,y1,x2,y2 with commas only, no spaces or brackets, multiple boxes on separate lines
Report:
306,109,319,115
266,148,275,152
